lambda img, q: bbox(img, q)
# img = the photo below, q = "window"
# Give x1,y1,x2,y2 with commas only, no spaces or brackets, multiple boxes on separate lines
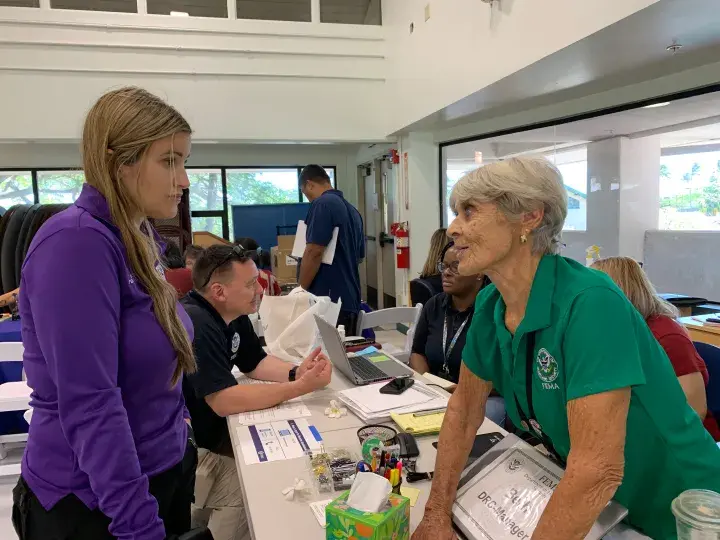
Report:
188,169,224,212
0,171,33,209
147,0,227,17
0,0,39,6
659,151,720,231
192,216,224,238
237,0,310,22
444,166,474,226
50,0,136,12
321,0,381,25
554,159,587,231
37,170,85,204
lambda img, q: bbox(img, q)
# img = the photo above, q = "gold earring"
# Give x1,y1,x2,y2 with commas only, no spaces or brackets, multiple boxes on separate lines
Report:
520,232,528,244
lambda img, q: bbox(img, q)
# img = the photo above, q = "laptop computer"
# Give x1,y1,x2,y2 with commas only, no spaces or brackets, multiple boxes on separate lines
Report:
314,315,414,385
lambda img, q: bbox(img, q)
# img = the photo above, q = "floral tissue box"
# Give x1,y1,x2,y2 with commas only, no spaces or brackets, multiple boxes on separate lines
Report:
326,490,410,540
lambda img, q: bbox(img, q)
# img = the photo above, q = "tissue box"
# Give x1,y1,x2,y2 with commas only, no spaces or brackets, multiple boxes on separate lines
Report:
326,491,410,540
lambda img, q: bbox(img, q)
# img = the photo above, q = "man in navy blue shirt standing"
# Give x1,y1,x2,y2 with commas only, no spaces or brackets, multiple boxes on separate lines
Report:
298,165,365,334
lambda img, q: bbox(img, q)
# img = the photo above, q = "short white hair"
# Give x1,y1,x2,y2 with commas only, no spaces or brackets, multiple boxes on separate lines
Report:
449,156,568,254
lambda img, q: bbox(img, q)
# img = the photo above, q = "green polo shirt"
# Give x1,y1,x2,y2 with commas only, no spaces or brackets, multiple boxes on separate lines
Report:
463,254,720,539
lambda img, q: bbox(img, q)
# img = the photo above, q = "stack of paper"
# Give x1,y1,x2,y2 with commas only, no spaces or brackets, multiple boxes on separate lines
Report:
337,381,448,423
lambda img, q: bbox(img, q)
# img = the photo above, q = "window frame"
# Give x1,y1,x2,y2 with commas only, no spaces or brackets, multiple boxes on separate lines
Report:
3,165,337,241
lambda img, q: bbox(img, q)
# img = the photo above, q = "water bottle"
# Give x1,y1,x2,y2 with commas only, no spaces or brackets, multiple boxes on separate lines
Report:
672,489,720,539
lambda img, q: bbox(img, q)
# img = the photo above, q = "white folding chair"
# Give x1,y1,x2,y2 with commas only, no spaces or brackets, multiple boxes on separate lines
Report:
356,304,423,364
0,341,31,476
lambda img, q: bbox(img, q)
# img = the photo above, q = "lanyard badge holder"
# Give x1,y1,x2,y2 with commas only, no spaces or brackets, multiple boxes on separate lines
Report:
513,332,566,467
441,311,470,380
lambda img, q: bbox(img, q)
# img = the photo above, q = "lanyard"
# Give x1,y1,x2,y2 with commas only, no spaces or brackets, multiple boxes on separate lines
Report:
441,310,470,376
513,332,566,467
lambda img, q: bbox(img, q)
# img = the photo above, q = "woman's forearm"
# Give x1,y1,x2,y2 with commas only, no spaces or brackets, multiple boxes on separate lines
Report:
409,353,430,375
532,461,623,539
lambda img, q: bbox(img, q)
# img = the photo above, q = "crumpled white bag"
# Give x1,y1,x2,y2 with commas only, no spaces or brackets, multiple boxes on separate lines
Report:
259,287,341,362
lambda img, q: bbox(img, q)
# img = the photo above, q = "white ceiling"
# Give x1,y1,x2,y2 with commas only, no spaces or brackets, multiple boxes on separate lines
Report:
445,90,720,163
0,0,378,23
405,0,720,137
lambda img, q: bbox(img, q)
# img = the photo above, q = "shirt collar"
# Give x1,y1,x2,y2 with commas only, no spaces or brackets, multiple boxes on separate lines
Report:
74,183,165,248
321,189,344,199
440,292,473,315
187,290,228,330
519,254,557,333
75,184,115,228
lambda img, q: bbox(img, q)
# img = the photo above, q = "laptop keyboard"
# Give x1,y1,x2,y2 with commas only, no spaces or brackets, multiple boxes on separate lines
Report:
349,356,389,381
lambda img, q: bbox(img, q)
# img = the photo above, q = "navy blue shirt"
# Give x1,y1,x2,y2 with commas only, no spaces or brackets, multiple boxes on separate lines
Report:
302,190,364,313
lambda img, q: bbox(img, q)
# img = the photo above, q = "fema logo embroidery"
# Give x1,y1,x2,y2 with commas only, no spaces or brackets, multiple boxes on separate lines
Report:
536,348,560,390
231,333,240,354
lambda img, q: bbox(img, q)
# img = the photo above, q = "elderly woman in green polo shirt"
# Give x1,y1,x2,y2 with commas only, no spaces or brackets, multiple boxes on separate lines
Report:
412,157,720,540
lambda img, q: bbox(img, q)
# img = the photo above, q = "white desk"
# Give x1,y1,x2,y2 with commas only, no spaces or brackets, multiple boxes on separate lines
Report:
227,340,648,540
227,350,505,539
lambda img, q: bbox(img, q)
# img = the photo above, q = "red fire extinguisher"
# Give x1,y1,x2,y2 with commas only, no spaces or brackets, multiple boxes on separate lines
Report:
390,222,410,269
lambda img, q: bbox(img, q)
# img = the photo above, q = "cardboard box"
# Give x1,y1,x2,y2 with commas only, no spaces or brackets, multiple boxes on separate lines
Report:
326,491,410,540
271,246,297,282
277,234,295,251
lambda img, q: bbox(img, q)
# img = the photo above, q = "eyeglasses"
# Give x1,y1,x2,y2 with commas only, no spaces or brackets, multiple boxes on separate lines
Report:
200,245,253,289
437,261,460,275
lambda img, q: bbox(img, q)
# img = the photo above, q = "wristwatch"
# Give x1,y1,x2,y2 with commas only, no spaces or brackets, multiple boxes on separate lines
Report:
288,366,299,382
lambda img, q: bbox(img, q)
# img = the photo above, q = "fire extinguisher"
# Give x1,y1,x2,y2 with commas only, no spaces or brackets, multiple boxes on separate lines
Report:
390,222,410,269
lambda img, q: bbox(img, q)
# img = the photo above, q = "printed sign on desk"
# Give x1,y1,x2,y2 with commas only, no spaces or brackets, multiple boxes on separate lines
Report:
452,438,627,540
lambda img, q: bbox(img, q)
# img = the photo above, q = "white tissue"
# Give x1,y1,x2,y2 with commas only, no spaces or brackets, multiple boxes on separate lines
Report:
347,472,392,513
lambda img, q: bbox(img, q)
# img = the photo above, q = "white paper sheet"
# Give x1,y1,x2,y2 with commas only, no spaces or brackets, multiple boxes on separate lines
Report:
291,220,339,265
310,499,333,528
237,419,323,465
233,398,311,425
338,381,436,414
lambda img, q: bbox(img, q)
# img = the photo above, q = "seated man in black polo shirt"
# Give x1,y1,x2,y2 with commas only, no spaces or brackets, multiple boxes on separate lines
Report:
181,245,332,540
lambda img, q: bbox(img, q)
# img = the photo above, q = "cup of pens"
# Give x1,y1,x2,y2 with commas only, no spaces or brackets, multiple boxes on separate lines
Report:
357,448,403,494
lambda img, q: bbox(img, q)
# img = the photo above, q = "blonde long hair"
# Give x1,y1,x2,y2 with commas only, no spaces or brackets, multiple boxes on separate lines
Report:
82,87,195,384
591,256,678,319
420,228,448,278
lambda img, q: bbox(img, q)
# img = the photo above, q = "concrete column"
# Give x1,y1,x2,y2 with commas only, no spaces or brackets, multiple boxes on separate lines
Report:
581,136,660,262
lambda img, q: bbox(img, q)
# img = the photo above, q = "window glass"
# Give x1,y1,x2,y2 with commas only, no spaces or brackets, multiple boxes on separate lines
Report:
237,0,310,21
192,216,224,238
659,151,720,230
554,160,587,231
37,170,85,204
0,171,33,209
50,0,136,12
0,0,39,6
188,169,224,212
301,167,336,202
147,0,226,17
321,0,381,25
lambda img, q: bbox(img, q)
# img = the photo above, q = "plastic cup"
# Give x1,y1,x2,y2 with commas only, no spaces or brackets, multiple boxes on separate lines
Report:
671,489,720,539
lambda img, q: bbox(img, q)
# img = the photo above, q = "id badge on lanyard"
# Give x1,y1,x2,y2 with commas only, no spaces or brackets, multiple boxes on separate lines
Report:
441,311,470,380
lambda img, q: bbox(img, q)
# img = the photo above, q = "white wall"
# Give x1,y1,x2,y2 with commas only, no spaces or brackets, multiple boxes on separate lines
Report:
382,0,659,134
0,7,387,143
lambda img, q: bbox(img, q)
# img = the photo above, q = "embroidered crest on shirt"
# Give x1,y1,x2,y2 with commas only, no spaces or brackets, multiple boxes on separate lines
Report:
536,348,559,389
231,333,240,354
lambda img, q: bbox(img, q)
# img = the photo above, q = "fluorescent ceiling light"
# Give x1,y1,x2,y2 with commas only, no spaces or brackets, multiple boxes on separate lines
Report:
170,11,189,16
643,102,670,109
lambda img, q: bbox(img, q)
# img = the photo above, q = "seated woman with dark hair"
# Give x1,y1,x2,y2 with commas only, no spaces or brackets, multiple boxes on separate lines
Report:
410,241,505,425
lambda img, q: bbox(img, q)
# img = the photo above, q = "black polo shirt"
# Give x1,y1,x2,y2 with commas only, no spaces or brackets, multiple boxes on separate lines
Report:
411,292,473,384
181,290,266,455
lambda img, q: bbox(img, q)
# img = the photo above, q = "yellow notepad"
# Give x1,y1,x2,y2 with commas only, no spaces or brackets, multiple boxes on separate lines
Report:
391,411,445,435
